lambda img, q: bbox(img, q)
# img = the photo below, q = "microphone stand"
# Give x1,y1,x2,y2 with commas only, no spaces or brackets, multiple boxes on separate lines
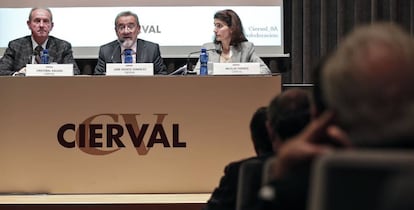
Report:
186,51,200,73
186,49,220,74
110,39,125,63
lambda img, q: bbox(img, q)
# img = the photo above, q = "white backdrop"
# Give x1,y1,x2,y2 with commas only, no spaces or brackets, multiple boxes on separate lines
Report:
0,1,284,58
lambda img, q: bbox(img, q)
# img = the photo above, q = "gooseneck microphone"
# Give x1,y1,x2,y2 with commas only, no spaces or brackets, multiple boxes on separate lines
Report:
186,48,221,72
110,39,125,63
169,48,221,75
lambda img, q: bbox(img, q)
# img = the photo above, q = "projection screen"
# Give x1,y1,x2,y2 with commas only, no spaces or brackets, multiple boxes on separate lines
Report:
0,0,284,58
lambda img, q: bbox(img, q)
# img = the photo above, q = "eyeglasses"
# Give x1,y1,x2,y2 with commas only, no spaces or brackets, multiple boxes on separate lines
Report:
116,24,137,31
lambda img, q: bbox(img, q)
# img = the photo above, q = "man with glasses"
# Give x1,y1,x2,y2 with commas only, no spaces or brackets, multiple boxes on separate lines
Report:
94,11,167,75
0,8,80,76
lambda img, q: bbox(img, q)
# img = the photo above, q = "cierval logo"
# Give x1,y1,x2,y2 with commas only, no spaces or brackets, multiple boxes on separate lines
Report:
57,113,186,156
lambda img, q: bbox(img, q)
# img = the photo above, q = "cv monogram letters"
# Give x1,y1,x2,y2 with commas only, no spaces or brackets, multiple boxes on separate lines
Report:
57,113,186,156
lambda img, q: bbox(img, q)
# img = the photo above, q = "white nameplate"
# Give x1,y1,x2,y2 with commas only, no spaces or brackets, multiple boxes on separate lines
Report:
26,64,74,76
106,63,154,76
212,63,261,75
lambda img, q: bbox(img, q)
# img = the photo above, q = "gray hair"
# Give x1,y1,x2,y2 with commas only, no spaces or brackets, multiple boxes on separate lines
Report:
322,23,414,147
114,11,139,27
28,8,53,22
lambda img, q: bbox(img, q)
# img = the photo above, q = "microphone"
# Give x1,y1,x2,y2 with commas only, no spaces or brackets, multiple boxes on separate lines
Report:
110,39,125,63
186,48,221,72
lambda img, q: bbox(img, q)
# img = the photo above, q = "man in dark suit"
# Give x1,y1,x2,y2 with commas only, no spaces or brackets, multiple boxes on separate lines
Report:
204,89,311,210
0,8,80,76
94,11,167,75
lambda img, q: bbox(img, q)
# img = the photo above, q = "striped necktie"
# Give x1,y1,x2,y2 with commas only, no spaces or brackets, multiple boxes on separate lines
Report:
124,49,133,63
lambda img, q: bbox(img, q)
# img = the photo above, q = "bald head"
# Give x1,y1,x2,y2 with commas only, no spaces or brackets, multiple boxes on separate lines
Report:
322,23,414,146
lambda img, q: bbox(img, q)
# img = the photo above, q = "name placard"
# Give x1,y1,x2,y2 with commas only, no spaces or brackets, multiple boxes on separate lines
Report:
212,63,261,75
26,64,74,76
106,63,154,76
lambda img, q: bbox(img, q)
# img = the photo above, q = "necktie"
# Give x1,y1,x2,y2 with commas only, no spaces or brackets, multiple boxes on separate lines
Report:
124,49,133,63
34,45,43,64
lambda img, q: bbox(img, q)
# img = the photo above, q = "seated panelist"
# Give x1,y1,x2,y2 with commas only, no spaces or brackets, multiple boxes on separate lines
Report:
94,11,167,75
194,9,271,75
0,8,80,76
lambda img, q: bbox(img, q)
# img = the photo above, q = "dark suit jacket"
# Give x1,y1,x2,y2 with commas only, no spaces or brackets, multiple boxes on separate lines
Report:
203,154,272,210
94,39,167,75
0,36,80,75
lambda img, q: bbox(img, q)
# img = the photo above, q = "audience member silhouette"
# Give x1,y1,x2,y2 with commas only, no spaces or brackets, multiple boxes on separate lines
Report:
203,107,273,210
266,88,312,152
203,106,272,210
257,88,313,210
205,88,312,210
259,22,414,210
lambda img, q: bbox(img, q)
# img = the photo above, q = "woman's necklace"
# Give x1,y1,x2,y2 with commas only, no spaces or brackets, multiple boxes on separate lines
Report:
220,50,232,63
